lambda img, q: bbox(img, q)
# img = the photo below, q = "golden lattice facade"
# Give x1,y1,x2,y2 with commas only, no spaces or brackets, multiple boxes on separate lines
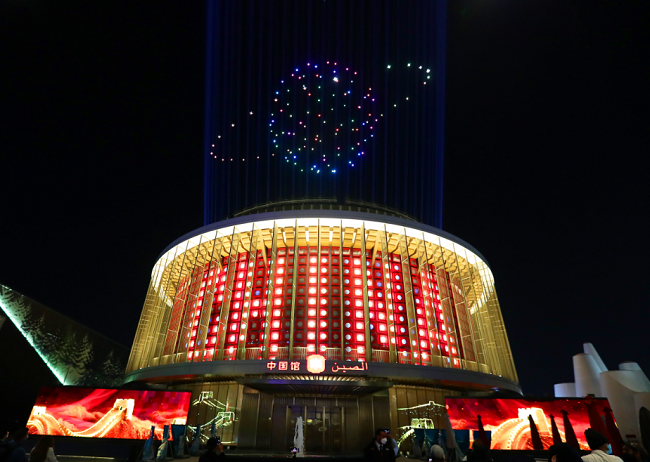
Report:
127,212,517,383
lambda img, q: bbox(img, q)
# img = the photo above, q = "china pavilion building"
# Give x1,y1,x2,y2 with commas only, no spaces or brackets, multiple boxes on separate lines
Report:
125,203,519,453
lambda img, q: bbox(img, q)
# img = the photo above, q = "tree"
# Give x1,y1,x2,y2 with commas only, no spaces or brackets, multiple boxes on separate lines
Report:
101,350,125,387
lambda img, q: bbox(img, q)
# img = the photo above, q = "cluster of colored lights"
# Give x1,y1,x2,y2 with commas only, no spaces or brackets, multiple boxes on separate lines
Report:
209,62,433,173
269,62,377,174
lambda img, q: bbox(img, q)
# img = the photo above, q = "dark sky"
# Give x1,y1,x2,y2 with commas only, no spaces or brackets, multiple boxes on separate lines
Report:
2,1,649,396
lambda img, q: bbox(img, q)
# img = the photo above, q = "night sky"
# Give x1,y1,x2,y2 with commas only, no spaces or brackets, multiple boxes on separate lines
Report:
2,1,649,396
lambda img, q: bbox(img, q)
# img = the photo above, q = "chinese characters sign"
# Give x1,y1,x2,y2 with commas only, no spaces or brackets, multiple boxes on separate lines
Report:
265,355,369,374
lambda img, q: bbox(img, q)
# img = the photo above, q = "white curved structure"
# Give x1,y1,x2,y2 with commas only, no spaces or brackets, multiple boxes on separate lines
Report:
555,344,650,440
554,383,576,398
574,353,602,397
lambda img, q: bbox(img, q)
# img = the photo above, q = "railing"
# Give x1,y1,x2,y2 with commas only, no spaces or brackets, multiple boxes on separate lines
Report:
269,347,289,360
372,350,390,363
245,348,264,360
291,347,342,360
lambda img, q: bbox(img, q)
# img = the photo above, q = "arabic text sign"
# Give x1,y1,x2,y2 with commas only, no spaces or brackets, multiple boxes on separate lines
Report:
265,359,369,374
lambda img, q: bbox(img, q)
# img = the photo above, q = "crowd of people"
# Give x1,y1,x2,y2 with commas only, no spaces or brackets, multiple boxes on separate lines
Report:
0,429,56,462
0,424,647,462
363,427,650,462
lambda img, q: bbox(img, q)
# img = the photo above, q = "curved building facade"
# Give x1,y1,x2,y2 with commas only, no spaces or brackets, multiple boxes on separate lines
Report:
126,209,518,453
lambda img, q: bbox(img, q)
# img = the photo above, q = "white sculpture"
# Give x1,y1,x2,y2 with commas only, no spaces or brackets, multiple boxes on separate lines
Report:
554,343,650,440
294,416,305,457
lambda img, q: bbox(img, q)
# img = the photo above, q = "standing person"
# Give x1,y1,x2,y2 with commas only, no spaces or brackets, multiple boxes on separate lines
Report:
29,436,57,462
365,429,396,462
198,438,225,462
582,429,623,462
0,428,29,462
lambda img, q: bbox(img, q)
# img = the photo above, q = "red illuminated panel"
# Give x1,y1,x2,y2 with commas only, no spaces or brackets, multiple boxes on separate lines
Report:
246,249,272,358
420,269,441,357
409,262,431,365
445,397,612,450
27,387,191,440
369,252,389,352
342,248,366,360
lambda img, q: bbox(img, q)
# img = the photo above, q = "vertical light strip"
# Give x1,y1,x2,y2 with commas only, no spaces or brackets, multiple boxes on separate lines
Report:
429,237,453,369
379,225,397,363
288,220,299,359
360,222,373,361
399,230,421,364
216,228,241,360
236,225,259,359
145,242,187,368
420,236,442,367
174,235,206,364
338,221,345,358
315,220,322,355
262,221,278,359
159,241,191,366
193,232,221,362
448,245,480,370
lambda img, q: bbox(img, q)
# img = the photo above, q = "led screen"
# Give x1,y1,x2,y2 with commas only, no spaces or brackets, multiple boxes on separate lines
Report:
27,387,191,439
445,397,612,450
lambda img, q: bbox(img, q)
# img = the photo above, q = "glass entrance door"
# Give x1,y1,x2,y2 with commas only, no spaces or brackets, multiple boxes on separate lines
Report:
304,406,344,453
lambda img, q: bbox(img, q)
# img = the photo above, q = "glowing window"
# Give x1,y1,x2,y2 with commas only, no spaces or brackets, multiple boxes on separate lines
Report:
356,334,364,342
308,309,317,316
356,322,363,330
320,309,327,316
380,336,388,343
320,321,328,328
309,277,317,284
308,320,316,328
307,332,316,340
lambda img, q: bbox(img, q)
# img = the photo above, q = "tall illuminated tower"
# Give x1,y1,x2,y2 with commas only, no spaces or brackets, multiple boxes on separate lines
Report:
203,1,447,227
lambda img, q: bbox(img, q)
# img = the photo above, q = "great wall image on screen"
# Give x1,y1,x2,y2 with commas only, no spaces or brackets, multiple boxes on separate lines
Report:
26,388,192,440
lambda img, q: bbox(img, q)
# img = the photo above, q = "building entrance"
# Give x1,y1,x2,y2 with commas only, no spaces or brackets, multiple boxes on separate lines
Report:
274,405,345,453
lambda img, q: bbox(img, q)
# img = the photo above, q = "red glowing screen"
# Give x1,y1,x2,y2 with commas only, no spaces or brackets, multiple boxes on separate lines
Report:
27,387,191,440
445,397,612,450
